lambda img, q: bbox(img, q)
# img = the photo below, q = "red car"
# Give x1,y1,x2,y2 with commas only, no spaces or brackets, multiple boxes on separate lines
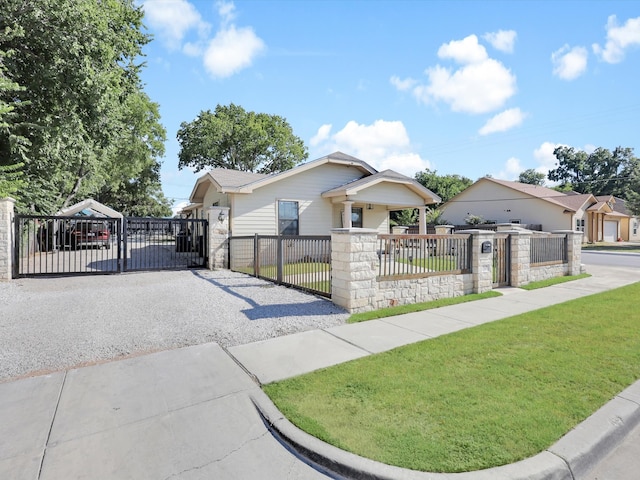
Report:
67,221,111,250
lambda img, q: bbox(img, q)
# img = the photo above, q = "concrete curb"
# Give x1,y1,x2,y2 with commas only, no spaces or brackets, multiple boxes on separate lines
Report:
251,380,640,480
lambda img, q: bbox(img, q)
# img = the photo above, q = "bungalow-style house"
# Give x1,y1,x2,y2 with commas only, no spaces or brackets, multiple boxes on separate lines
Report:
182,152,441,236
441,177,632,243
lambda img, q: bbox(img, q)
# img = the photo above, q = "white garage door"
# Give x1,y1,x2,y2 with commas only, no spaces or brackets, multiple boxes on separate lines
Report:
604,221,618,242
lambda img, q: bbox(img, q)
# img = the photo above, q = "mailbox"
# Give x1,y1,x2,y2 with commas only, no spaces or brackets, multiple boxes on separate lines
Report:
481,241,493,253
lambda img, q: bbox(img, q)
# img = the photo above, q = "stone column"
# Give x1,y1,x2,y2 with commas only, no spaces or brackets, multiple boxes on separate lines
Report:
435,225,453,235
331,228,378,313
554,230,584,275
508,230,531,287
206,206,230,270
458,230,494,293
0,198,15,281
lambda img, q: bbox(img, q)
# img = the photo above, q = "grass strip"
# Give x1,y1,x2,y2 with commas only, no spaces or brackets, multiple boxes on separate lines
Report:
520,273,590,290
264,282,640,473
347,291,502,323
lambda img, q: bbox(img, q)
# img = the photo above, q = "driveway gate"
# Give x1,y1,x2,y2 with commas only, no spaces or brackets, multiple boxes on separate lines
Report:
14,214,208,277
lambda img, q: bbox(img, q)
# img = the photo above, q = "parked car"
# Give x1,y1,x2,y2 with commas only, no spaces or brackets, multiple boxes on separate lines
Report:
65,220,111,250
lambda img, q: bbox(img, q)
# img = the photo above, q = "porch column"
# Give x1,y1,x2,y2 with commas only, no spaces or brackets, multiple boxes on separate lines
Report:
418,206,426,234
0,198,15,281
342,200,354,229
206,206,229,270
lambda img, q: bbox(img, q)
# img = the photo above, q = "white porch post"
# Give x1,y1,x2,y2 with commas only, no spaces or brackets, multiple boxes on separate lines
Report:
418,206,426,234
342,200,354,228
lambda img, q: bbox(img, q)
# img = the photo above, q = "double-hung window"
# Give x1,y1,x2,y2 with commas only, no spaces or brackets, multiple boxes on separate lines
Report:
278,200,299,235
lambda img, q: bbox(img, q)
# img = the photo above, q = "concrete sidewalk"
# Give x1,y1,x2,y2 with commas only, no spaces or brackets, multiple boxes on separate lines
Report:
2,264,640,479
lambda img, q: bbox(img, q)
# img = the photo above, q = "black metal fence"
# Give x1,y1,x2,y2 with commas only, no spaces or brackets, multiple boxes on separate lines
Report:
229,234,331,297
377,234,472,279
14,215,208,277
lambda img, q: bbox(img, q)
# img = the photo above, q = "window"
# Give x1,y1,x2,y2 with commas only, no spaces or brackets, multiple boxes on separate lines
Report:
278,201,299,235
634,222,638,235
509,219,521,224
351,207,363,228
576,218,585,232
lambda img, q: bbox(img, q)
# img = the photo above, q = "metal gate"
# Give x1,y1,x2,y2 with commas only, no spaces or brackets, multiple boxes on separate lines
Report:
493,234,511,287
123,217,207,272
14,214,208,277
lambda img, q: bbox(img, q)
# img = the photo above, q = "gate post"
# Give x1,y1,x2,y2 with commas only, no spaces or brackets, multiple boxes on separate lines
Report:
206,206,229,270
459,229,494,293
0,197,15,281
508,230,531,287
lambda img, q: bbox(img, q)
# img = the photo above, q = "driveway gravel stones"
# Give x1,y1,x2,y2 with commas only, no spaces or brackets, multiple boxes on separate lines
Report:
0,270,348,382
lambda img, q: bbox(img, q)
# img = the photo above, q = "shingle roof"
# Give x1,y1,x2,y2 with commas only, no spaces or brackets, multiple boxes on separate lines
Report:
482,178,594,212
321,169,441,203
207,169,269,189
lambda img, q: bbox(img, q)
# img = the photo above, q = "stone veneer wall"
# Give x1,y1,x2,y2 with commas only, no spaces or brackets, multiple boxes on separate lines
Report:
331,227,583,314
0,198,15,281
375,274,473,310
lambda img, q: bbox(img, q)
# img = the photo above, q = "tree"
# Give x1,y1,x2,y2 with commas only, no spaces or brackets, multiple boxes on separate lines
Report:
0,0,169,215
547,146,637,197
177,104,308,174
391,209,418,226
518,169,545,186
414,169,473,203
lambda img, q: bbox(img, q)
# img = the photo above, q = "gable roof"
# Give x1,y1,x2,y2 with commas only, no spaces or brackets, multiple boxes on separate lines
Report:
463,177,597,213
322,169,441,204
189,152,379,201
56,198,122,218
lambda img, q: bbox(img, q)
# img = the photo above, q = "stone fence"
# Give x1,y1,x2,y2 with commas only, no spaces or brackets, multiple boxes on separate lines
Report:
330,227,583,314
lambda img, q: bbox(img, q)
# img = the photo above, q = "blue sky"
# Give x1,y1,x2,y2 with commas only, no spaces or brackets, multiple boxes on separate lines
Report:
139,0,640,213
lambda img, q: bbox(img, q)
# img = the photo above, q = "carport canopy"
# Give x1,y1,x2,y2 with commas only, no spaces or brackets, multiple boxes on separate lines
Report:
56,198,123,219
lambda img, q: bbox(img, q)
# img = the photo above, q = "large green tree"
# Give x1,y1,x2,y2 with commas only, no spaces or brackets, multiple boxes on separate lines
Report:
0,0,169,215
177,103,308,173
547,146,637,197
518,168,546,186
414,169,473,203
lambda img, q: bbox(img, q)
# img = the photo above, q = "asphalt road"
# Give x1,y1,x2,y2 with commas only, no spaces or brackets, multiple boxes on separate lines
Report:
582,250,640,268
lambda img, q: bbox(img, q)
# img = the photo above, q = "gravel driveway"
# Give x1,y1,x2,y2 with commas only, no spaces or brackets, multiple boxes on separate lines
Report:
0,270,348,382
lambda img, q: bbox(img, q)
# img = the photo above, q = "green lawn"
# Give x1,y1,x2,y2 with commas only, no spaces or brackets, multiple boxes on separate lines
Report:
234,261,329,277
347,291,502,323
520,273,591,290
264,282,640,473
582,243,640,253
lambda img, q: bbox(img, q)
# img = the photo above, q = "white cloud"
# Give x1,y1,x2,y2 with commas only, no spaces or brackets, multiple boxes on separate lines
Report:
593,15,640,63
494,157,523,181
479,108,526,135
203,25,265,78
217,1,237,25
483,30,517,53
437,35,488,64
390,76,417,91
396,34,516,114
311,120,430,176
310,124,332,147
551,45,588,80
142,0,210,50
533,141,562,173
144,1,265,79
413,58,516,114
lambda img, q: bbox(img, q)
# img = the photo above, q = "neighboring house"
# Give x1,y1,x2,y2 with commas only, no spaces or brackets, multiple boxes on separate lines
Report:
182,152,441,236
441,177,631,243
